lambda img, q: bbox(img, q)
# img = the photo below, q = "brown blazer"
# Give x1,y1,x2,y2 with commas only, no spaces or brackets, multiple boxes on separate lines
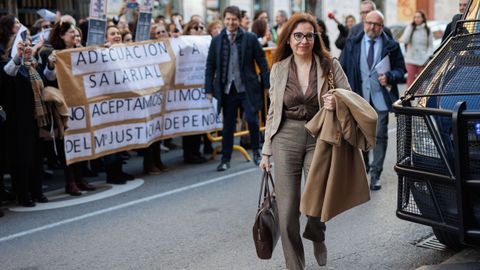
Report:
300,89,377,222
261,55,351,156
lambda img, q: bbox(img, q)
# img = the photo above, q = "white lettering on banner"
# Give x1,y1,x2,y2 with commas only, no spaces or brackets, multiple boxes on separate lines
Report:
64,132,92,159
165,88,210,111
163,108,222,136
170,36,211,85
71,42,170,76
83,64,164,99
67,106,87,130
89,93,163,127
93,117,163,154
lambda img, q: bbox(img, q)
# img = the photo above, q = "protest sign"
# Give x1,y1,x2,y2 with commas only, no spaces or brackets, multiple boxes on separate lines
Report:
87,0,107,46
55,36,220,165
170,36,211,86
89,0,107,20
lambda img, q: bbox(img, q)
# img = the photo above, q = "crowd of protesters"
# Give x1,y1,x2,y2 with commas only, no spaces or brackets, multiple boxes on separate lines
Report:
0,5,299,211
0,0,457,229
0,1,466,268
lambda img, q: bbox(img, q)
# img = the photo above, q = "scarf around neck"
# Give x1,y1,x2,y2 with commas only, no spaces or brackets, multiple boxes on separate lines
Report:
25,62,49,127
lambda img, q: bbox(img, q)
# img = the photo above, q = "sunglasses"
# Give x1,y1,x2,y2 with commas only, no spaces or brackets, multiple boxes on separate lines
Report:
193,26,204,31
42,25,51,29
292,32,315,42
156,30,166,34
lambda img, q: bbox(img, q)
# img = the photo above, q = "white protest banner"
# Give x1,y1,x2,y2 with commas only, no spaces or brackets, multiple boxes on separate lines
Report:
170,35,211,85
165,88,211,111
70,42,170,75
163,108,222,137
64,132,93,160
89,0,107,20
93,116,163,155
89,92,163,127
55,36,221,165
68,106,88,130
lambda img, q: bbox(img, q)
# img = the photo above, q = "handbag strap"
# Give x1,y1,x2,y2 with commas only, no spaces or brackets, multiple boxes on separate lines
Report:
328,69,335,90
257,170,275,209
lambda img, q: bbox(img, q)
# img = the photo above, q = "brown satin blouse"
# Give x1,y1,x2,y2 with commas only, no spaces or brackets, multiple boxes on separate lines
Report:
283,58,319,121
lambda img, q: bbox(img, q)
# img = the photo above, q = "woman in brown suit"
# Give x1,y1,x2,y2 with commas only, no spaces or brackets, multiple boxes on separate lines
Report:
259,13,351,269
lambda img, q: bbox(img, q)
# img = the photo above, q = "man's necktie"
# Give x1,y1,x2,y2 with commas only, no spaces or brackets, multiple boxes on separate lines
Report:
367,39,375,70
230,33,235,44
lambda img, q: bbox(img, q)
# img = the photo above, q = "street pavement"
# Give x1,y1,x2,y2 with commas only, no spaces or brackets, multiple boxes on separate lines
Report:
0,84,467,269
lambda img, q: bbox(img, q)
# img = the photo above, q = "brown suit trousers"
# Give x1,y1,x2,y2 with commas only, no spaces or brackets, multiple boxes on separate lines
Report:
272,119,326,270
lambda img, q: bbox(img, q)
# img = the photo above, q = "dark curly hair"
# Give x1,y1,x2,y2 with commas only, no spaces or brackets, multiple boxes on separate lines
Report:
49,21,74,50
0,15,16,47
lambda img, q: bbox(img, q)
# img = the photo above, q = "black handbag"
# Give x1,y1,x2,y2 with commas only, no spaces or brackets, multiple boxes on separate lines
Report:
253,170,280,259
0,105,6,125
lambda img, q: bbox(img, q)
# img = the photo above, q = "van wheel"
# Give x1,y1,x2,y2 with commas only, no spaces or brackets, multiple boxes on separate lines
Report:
432,228,464,251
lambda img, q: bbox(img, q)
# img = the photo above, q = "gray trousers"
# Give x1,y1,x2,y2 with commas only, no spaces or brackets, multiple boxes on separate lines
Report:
272,119,326,270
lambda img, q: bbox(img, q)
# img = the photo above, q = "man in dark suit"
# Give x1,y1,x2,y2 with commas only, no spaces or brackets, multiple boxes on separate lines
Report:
340,10,406,190
348,0,392,40
205,5,270,171
442,0,469,42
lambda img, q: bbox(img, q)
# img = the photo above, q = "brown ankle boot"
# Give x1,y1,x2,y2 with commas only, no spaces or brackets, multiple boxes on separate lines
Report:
66,182,82,196
152,142,168,172
76,179,96,191
143,153,162,175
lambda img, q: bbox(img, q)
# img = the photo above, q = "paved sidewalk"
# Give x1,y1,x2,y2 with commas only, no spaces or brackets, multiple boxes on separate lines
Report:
417,249,480,270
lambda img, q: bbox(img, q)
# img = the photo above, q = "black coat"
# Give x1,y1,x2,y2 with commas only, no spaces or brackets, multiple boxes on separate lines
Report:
205,28,270,113
0,53,40,170
339,31,406,111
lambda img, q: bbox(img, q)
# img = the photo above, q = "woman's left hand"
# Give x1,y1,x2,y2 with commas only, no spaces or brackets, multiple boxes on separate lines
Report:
322,93,336,111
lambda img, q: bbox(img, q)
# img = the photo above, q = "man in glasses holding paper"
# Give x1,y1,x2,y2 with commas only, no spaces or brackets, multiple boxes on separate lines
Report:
340,10,406,191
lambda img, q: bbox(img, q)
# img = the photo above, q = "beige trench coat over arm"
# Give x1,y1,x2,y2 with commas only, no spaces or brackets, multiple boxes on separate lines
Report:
300,88,378,222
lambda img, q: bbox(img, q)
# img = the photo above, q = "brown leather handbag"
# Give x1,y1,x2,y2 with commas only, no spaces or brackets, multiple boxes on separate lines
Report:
253,170,279,259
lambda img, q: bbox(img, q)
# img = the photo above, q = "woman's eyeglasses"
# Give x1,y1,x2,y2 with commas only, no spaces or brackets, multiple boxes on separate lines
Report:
292,32,315,42
156,30,166,34
193,26,204,31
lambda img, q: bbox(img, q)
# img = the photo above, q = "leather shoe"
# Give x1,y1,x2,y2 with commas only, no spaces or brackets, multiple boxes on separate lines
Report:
370,176,382,191
122,172,135,181
313,241,327,266
144,164,163,175
19,199,36,207
66,182,83,196
217,160,230,171
155,162,169,172
106,177,127,185
184,155,208,164
252,150,261,166
0,189,15,202
32,194,49,203
76,179,96,191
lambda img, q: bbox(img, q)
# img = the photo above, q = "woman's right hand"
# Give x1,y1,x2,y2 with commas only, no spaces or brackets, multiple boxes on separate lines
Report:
259,155,271,172
48,50,57,68
16,41,24,58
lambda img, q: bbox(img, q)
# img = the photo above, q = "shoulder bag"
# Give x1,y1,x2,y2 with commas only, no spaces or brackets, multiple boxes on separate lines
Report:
253,170,279,259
